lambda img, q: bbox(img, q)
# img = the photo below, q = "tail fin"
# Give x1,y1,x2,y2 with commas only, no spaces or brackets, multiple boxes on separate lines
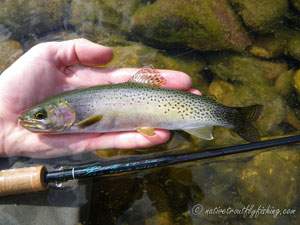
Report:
233,105,263,142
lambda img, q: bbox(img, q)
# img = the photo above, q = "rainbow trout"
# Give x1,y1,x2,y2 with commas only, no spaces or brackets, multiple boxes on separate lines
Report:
19,67,262,142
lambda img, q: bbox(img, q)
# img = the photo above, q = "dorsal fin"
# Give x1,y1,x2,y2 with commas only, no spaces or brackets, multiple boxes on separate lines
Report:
128,65,166,87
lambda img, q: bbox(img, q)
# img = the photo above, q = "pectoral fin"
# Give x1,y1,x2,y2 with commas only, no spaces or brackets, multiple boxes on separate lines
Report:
136,127,156,137
74,115,103,130
184,127,214,140
129,65,166,87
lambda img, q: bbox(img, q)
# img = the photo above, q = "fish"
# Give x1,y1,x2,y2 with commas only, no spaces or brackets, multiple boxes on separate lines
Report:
19,67,263,142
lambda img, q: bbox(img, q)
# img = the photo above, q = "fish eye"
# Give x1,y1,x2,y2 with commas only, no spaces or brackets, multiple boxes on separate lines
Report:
34,110,47,120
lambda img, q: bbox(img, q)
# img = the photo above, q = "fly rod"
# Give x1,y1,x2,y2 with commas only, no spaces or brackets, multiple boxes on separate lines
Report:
1,134,300,197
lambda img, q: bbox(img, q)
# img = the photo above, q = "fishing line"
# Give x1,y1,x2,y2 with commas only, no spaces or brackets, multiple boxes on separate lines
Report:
169,48,197,58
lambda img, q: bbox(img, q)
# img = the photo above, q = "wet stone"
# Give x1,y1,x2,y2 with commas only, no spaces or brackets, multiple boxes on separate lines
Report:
274,70,295,97
207,54,287,135
290,0,300,12
249,35,286,59
285,35,300,62
0,25,11,43
131,0,250,51
0,40,23,74
292,69,300,96
106,43,208,92
229,0,289,32
238,149,300,209
69,0,140,45
0,0,69,39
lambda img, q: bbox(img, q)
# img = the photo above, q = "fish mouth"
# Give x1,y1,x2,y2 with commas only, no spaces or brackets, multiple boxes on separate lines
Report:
19,117,47,130
18,117,59,133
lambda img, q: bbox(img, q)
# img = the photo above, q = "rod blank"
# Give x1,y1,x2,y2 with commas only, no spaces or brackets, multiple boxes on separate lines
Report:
1,135,300,197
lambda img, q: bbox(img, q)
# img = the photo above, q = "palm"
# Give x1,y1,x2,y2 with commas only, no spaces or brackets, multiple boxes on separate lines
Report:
0,39,195,158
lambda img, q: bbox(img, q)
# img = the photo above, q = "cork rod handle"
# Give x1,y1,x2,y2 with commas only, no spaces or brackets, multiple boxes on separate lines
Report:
0,166,48,196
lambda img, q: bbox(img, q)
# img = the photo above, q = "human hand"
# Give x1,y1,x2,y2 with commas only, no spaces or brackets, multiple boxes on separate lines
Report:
0,39,199,158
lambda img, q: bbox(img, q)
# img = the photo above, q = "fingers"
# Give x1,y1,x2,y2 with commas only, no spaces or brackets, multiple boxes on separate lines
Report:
34,130,170,158
56,39,113,67
188,89,202,95
64,67,193,91
27,38,113,68
88,130,170,150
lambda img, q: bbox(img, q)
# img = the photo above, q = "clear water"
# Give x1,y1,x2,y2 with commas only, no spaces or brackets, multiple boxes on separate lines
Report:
1,0,300,224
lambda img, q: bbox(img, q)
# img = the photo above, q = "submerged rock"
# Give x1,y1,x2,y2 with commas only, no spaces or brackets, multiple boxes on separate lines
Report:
190,158,247,224
0,25,11,43
274,69,294,97
205,81,244,145
131,0,250,51
91,167,204,225
89,176,144,224
285,35,300,62
292,69,300,96
238,149,300,209
106,43,208,91
291,0,300,12
285,106,300,130
0,40,23,74
208,80,235,106
69,0,140,45
229,0,289,32
207,54,287,135
258,60,288,82
0,0,68,39
143,168,199,224
22,31,82,51
248,35,286,59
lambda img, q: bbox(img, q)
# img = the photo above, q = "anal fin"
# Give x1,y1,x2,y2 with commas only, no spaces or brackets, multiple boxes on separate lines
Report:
136,127,156,137
75,115,103,130
184,126,214,140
